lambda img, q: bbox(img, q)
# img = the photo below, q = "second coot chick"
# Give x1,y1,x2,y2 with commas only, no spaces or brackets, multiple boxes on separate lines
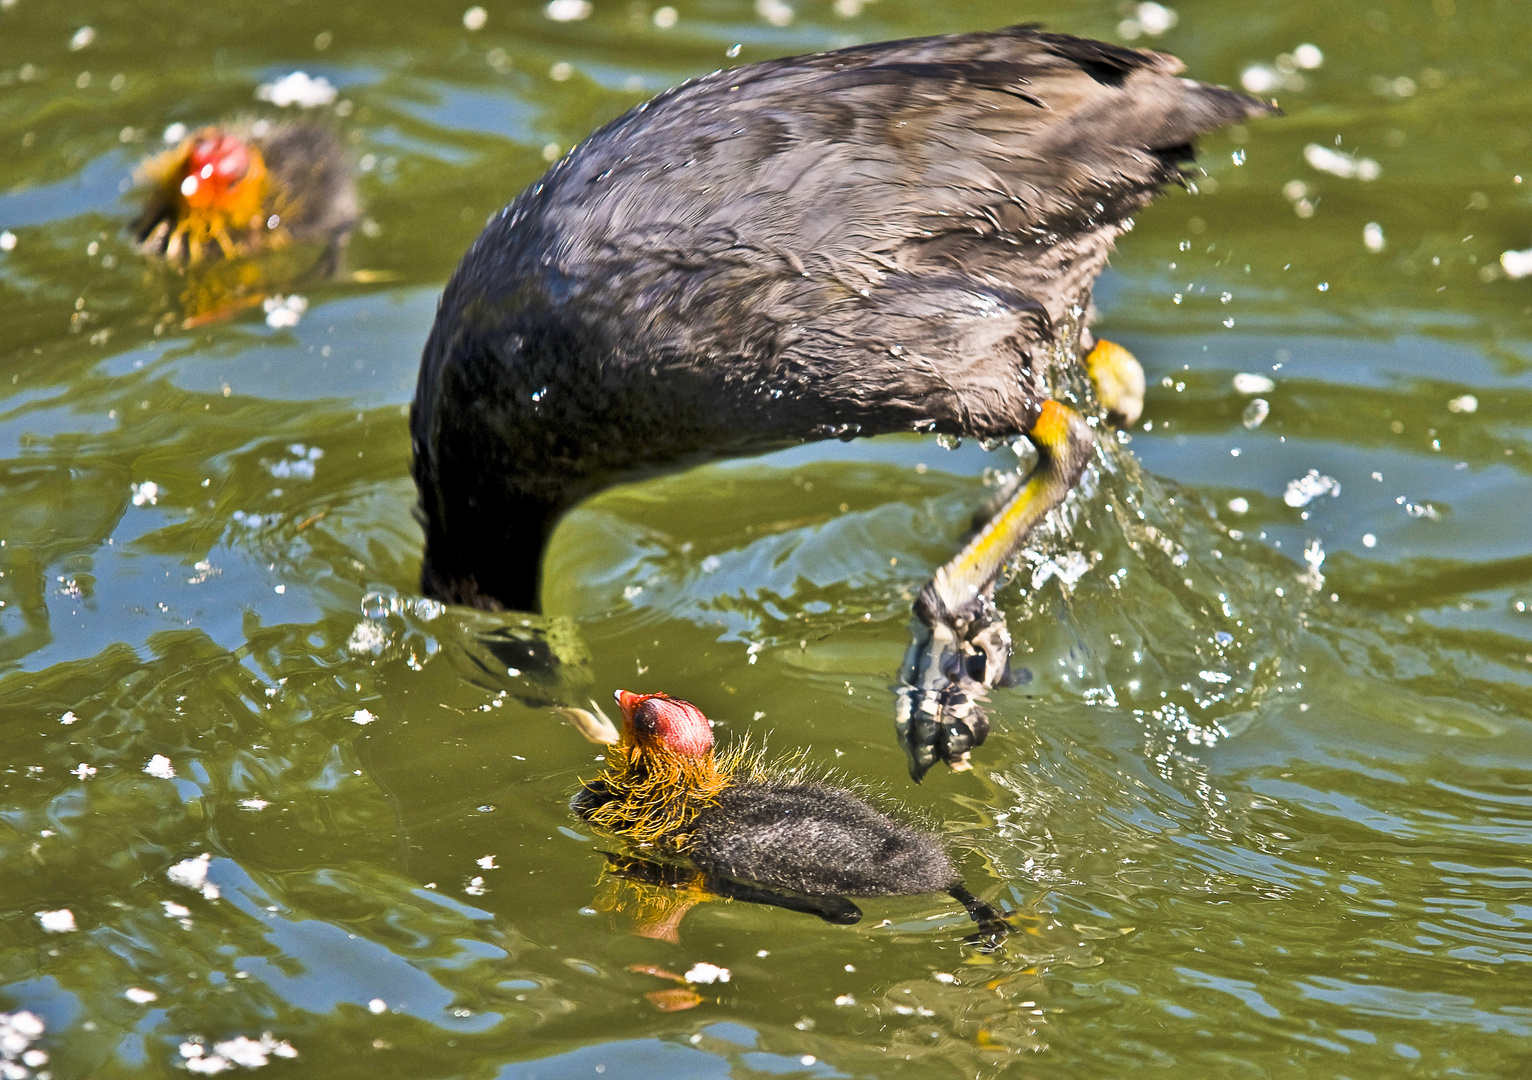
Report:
575,690,1009,944
134,121,357,264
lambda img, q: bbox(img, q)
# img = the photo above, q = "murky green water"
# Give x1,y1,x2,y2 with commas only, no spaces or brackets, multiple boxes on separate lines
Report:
4,0,1532,1075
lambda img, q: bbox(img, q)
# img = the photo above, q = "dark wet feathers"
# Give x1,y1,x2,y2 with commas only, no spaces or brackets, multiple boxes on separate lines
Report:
259,123,358,245
410,26,1274,608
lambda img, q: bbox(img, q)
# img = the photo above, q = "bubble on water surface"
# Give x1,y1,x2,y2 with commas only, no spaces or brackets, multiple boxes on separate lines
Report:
0,1011,46,1078
1283,470,1340,508
1304,143,1380,181
684,962,730,984
756,0,794,27
545,0,591,21
167,853,220,900
269,444,322,480
36,909,76,933
263,294,307,329
256,72,336,108
1232,372,1274,394
179,1033,297,1073
348,620,389,655
1501,249,1532,279
1240,64,1278,93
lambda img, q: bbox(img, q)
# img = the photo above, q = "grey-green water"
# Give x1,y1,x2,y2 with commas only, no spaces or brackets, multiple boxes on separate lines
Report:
3,0,1531,1076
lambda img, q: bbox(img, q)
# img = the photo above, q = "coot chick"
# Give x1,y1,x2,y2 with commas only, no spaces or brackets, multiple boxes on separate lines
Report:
574,690,1011,946
134,121,356,264
413,26,1277,775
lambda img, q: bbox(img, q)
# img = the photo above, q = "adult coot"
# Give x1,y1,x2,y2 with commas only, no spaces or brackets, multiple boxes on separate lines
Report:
411,26,1276,775
575,690,1011,946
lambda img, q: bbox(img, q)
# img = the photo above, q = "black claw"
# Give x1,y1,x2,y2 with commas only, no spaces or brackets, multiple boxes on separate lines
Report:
898,597,1009,777
963,924,1010,952
897,684,991,781
950,884,1012,950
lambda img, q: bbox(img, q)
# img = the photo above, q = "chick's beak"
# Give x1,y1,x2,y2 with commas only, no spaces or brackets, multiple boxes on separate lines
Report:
614,689,644,722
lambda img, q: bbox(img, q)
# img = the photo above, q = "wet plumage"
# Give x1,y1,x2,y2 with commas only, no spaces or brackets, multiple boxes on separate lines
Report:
411,25,1274,612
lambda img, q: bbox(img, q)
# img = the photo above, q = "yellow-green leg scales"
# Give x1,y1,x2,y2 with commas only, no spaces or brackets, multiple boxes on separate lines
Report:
896,340,1144,778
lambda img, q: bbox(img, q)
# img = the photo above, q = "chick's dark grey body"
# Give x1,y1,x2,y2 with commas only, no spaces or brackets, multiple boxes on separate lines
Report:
411,26,1271,611
691,780,955,897
259,123,359,246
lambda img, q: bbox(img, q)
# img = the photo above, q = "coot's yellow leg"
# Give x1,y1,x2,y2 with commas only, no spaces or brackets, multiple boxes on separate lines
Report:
1085,339,1146,428
898,401,1095,779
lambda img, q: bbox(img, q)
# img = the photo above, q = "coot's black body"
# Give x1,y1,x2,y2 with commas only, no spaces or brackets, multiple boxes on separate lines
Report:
411,26,1273,612
577,777,956,898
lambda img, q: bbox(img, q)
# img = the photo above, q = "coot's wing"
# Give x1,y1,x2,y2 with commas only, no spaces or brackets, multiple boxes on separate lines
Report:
544,28,1268,359
431,27,1273,446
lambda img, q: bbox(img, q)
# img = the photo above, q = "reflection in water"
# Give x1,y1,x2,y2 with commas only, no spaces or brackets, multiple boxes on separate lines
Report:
594,857,711,945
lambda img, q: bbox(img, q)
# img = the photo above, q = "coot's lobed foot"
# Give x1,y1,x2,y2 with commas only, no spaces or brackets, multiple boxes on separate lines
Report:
897,595,1011,779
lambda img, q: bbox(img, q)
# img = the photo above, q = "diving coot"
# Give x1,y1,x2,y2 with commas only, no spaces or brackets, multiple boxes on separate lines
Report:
134,121,356,264
411,26,1277,775
575,690,1012,946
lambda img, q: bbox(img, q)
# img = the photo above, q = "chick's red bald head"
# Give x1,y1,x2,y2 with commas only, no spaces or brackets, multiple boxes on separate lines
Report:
614,690,714,758
180,131,254,210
